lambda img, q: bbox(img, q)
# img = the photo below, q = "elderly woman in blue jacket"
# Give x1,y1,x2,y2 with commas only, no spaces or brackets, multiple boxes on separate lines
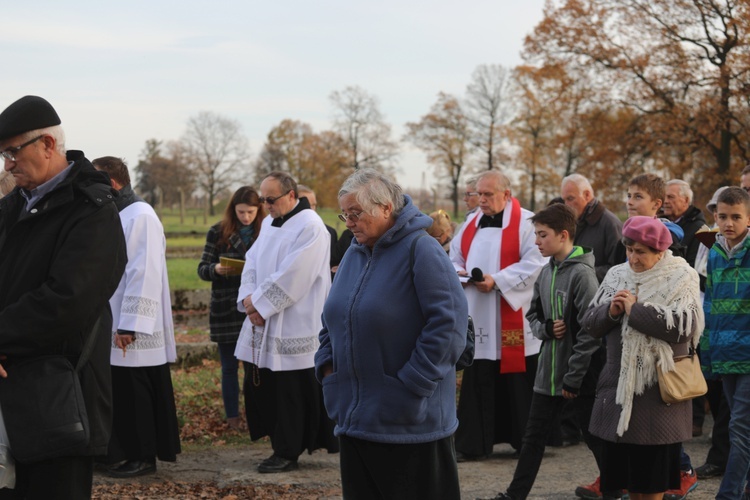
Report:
315,169,468,500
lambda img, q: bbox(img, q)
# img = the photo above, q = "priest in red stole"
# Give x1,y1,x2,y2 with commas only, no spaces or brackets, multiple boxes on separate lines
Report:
450,170,546,460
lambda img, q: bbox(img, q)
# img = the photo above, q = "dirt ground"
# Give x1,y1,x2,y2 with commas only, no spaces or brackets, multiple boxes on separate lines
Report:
93,419,723,500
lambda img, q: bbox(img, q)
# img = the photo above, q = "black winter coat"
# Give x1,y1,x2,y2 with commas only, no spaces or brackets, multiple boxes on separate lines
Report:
0,151,127,457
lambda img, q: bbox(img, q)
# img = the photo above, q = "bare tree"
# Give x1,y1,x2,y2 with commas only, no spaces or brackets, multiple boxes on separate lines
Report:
135,139,195,209
405,93,471,218
465,64,515,171
329,86,399,172
181,112,251,215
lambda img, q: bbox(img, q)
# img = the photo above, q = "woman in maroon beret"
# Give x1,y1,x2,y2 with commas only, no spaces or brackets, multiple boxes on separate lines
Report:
582,216,704,500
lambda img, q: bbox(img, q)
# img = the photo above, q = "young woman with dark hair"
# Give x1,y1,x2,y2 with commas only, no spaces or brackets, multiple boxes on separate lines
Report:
198,186,264,429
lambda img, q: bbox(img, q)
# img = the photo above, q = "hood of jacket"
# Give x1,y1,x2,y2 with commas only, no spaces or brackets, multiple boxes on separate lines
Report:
350,194,432,253
552,245,595,272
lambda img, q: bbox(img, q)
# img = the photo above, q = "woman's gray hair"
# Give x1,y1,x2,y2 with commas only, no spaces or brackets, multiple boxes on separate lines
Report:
21,125,66,155
338,168,405,216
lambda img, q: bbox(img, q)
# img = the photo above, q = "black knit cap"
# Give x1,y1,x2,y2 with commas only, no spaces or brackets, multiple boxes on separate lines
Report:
0,96,61,142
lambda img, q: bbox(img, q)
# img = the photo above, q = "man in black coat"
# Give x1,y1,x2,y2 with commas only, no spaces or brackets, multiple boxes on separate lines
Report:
561,174,624,283
664,179,706,270
0,96,126,499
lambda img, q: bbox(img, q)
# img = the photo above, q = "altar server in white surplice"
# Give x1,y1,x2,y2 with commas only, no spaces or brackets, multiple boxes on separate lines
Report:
236,171,338,474
93,157,181,478
450,170,545,460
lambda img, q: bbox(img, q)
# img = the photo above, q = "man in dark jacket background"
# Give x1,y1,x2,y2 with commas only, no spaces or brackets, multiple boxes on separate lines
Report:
561,174,624,283
0,95,126,498
663,179,706,270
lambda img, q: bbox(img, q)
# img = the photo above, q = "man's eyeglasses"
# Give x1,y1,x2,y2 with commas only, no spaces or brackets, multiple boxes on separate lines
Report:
0,135,43,162
338,210,365,223
463,191,478,199
259,190,291,205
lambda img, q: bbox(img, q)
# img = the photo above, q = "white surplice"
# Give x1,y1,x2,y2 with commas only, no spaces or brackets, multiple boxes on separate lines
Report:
110,202,176,367
450,208,545,361
234,209,331,372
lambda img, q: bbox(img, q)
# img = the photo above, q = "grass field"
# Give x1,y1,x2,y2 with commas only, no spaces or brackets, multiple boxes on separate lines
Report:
168,258,210,290
159,207,344,234
163,207,346,290
167,236,207,248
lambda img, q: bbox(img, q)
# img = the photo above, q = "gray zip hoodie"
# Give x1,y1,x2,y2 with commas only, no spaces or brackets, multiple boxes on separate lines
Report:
526,246,602,396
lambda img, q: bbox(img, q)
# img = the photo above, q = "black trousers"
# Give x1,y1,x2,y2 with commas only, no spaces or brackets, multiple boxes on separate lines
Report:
339,435,460,500
507,392,603,500
705,378,730,468
0,456,93,500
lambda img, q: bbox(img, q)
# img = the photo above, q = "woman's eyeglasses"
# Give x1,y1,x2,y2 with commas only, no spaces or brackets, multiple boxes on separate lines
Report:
338,210,365,223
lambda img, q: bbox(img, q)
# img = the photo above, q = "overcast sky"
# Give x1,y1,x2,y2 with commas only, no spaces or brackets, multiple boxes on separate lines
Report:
4,0,546,194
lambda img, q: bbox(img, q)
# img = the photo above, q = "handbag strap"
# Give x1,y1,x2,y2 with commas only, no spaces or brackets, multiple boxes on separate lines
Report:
75,314,104,373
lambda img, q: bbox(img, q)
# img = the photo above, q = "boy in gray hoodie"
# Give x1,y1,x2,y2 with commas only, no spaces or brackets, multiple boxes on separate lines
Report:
481,203,604,500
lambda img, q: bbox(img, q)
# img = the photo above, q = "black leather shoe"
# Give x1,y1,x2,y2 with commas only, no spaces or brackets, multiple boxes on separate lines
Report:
476,493,513,500
257,454,298,473
456,451,490,463
695,462,724,478
106,459,156,478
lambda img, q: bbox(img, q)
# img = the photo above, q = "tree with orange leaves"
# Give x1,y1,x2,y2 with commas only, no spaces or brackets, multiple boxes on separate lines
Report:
524,0,750,199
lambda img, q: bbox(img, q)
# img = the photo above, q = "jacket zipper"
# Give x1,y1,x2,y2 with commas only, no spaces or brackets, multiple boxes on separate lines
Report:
549,263,559,396
344,255,370,429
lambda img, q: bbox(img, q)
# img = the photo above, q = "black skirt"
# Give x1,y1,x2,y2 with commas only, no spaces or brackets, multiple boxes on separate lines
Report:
106,364,182,463
601,441,681,493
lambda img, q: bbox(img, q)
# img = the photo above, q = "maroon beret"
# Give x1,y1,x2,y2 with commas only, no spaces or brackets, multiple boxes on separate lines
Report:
622,216,672,252
0,96,61,142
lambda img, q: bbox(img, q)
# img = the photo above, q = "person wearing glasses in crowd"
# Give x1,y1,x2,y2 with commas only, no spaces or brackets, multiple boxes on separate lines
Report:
235,171,337,473
451,170,546,461
316,169,468,499
464,177,480,220
0,96,126,497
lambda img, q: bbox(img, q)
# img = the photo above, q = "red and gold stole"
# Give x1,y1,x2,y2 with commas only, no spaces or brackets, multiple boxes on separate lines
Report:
461,198,526,374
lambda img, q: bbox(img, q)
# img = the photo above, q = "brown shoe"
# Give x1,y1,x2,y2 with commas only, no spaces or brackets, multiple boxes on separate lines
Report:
227,416,244,430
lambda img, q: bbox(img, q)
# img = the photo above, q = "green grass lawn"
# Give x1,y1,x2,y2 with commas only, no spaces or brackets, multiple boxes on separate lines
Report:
167,236,207,248
168,258,210,290
163,207,347,291
159,207,344,234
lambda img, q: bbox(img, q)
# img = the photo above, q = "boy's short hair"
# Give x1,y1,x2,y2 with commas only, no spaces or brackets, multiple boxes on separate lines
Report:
629,173,665,203
530,203,577,239
717,186,750,212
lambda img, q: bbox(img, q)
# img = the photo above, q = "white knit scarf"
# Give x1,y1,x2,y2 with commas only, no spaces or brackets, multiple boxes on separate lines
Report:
590,252,703,436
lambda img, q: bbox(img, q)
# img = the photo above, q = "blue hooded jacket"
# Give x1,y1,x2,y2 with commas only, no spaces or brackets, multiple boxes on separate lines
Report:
315,195,468,444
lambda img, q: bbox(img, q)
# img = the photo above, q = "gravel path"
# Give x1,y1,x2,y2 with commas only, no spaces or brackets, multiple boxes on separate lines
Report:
94,419,722,499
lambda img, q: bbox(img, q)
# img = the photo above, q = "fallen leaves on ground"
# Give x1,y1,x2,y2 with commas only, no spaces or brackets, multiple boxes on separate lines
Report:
93,480,336,499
